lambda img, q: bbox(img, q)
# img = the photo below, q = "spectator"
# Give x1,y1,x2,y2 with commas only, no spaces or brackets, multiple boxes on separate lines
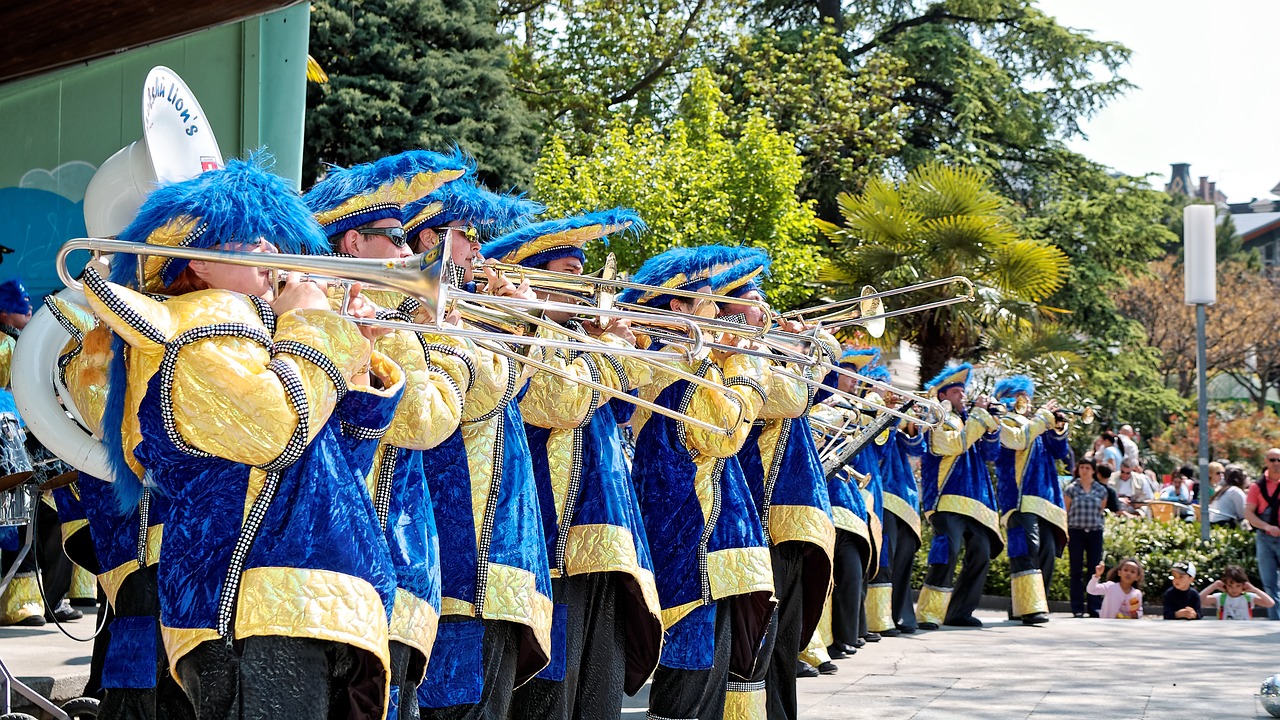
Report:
1087,558,1144,619
1200,565,1276,620
1114,460,1154,514
1208,465,1249,527
1094,431,1122,472
1245,448,1280,620
1202,461,1226,501
1159,471,1193,504
1163,561,1201,620
1096,465,1122,515
1117,424,1140,466
1064,459,1109,618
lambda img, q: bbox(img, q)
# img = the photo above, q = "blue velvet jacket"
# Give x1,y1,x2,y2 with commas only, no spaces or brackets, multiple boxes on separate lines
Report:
916,407,1004,554
994,409,1070,547
52,476,165,608
880,426,922,541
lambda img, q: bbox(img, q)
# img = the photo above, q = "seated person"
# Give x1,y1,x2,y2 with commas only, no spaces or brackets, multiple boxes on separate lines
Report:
1163,561,1201,620
1200,565,1276,620
1207,466,1249,527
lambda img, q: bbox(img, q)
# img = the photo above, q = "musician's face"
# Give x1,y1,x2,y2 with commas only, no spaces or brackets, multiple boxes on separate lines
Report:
539,257,584,323
342,218,410,260
545,256,583,275
416,222,481,282
671,285,716,318
0,311,31,330
718,289,767,327
940,386,965,410
837,372,858,395
190,239,279,299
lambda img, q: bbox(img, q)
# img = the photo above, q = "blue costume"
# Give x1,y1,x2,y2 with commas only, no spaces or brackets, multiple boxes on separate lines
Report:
912,363,1002,629
992,375,1069,624
877,368,923,633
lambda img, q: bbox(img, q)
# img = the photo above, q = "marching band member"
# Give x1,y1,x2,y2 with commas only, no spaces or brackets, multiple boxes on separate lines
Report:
872,365,923,635
911,363,1002,630
402,179,554,720
481,210,663,720
711,248,836,720
303,149,471,718
992,375,1067,626
84,156,416,719
857,363,899,641
617,246,773,720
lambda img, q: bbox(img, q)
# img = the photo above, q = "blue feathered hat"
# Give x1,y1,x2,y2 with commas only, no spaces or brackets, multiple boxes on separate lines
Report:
109,154,329,293
617,245,748,308
839,347,880,371
480,209,644,268
924,362,973,397
402,177,544,245
303,149,468,239
708,246,770,298
993,375,1035,406
0,279,32,316
863,364,892,384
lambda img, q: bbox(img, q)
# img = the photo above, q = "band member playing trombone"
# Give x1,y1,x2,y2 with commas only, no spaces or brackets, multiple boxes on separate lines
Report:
992,376,1068,626
617,246,773,720
481,210,663,720
911,363,1003,630
870,365,923,634
711,247,836,720
304,149,472,718
400,178,555,720
81,156,417,720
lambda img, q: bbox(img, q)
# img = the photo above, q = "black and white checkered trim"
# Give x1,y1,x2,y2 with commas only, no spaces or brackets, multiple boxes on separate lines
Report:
760,417,792,542
341,421,389,440
261,358,312,472
135,489,151,566
601,354,631,394
724,375,767,405
374,445,399,529
247,295,276,335
215,469,282,638
472,412,507,614
421,340,477,393
727,680,766,693
82,267,166,344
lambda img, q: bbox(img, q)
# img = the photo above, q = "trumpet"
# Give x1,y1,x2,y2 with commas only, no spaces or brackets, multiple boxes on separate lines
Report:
1055,406,1096,426
781,276,976,338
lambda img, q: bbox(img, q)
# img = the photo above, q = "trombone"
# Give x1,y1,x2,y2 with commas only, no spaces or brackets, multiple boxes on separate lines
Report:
781,276,976,338
776,361,947,428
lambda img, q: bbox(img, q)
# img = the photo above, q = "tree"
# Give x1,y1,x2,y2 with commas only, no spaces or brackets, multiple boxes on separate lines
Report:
817,162,1069,380
531,68,817,307
306,0,539,187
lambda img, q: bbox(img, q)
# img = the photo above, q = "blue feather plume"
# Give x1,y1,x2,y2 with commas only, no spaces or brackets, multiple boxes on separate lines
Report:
708,246,770,295
480,208,645,266
839,347,880,367
993,374,1035,402
617,244,749,306
924,361,974,393
304,148,471,236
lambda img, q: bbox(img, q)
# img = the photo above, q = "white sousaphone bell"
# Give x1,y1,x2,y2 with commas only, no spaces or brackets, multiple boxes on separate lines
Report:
12,66,223,482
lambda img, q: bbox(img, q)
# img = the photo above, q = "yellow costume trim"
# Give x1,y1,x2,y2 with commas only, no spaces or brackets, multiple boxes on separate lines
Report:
882,494,921,539
480,562,553,658
799,597,833,667
312,169,465,229
49,297,111,433
831,507,869,540
725,684,767,720
145,524,162,566
0,575,43,625
70,564,97,600
160,627,222,680
767,505,836,559
61,518,89,548
390,588,440,674
707,546,774,602
1010,570,1049,616
0,333,12,388
441,597,476,617
561,523,662,621
502,221,632,265
99,560,139,609
714,265,765,297
403,200,444,236
661,599,704,631
376,331,464,452
916,584,951,627
461,414,500,545
936,495,1002,542
1020,495,1068,536
865,583,895,633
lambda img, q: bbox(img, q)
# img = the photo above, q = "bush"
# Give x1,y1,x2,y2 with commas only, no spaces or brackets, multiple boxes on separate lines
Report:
911,514,1259,602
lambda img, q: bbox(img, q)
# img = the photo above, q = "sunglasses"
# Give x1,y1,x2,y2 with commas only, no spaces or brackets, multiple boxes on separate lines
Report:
357,226,408,248
1268,458,1280,463
432,225,479,242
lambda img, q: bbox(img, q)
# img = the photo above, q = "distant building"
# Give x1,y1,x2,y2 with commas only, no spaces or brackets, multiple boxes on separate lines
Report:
1166,163,1280,266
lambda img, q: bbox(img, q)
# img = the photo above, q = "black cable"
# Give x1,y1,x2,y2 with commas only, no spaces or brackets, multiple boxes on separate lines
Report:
29,488,107,642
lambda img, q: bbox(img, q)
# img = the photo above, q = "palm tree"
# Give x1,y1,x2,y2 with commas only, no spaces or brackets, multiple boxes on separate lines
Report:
816,162,1068,382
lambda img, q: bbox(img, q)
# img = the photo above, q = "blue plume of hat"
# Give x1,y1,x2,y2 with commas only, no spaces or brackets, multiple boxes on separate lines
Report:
0,279,31,316
617,244,748,307
924,361,974,393
993,374,1035,408
839,347,881,367
864,364,892,384
404,175,544,242
480,208,645,268
709,246,770,297
109,153,328,289
303,148,471,237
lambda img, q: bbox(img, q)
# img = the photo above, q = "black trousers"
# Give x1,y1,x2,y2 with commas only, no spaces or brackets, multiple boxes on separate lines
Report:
421,619,520,720
101,566,195,720
649,598,733,720
883,512,919,630
1,500,73,611
510,572,626,720
390,641,421,720
923,512,991,624
830,529,866,648
746,543,807,720
1009,511,1059,591
1068,527,1105,615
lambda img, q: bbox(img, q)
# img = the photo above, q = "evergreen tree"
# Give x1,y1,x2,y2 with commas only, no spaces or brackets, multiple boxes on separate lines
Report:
306,0,539,187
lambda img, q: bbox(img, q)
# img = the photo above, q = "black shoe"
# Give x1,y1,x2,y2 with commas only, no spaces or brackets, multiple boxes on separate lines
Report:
796,660,819,679
918,621,940,631
68,598,97,608
826,644,848,660
818,661,838,675
862,632,881,642
1021,613,1050,626
879,627,902,638
896,624,917,634
1072,612,1086,618
1087,612,1100,618
851,637,867,649
11,614,45,627
943,616,983,628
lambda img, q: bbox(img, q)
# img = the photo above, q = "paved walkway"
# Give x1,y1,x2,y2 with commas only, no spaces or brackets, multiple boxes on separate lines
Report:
3,608,1277,718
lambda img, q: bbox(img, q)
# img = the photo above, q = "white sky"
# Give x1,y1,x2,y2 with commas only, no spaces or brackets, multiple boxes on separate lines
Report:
1037,0,1280,201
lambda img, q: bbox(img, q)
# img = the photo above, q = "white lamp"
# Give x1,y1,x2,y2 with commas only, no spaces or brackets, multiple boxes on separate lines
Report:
1183,204,1216,305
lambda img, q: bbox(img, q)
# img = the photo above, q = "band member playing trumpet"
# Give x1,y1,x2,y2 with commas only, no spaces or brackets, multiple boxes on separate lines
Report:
304,149,472,719
711,247,836,720
992,375,1068,626
481,210,663,720
401,178,555,720
910,363,1002,630
617,246,773,720
83,156,416,720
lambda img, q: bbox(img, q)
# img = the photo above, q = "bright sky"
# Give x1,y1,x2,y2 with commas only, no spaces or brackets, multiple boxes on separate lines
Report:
1037,0,1280,201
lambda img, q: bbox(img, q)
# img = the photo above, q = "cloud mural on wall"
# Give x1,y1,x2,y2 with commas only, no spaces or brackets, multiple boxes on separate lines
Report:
0,161,94,301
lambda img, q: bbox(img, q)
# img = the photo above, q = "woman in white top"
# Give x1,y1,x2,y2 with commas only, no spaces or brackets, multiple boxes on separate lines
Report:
1208,465,1249,526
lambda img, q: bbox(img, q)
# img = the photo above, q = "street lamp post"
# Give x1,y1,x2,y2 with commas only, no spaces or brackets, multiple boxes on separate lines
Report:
1184,204,1216,543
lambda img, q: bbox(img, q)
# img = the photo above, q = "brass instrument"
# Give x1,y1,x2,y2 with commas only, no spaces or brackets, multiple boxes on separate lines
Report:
781,362,947,428
781,276,976,338
1056,406,1096,426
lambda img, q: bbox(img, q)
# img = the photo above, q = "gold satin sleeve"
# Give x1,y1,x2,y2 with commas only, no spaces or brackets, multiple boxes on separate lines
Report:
594,332,654,393
998,408,1054,450
48,297,112,433
519,327,598,431
0,333,13,389
683,352,767,458
437,325,512,423
760,360,810,420
929,407,996,458
377,330,464,451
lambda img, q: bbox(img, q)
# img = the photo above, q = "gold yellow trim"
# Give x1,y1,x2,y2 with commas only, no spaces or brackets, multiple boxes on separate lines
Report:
60,518,89,547
707,546,773,602
936,495,1001,541
441,597,476,617
509,223,630,265
99,560,140,609
715,266,765,297
864,583,895,633
313,169,465,228
562,523,662,621
767,505,835,559
724,685,766,720
145,524,162,567
1020,495,1068,535
161,627,221,681
882,494,921,539
1011,570,1049,617
831,506,869,540
390,589,440,670
481,562,553,659
661,599,704,630
916,584,951,627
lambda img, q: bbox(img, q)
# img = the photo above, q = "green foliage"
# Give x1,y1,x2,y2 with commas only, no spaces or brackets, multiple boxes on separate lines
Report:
306,0,538,187
1080,337,1186,443
818,162,1068,380
531,69,817,307
1150,405,1280,477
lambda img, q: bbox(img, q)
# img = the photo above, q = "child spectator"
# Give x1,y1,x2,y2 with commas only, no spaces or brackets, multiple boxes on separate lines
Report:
1087,558,1144,618
1199,565,1276,620
1163,561,1201,620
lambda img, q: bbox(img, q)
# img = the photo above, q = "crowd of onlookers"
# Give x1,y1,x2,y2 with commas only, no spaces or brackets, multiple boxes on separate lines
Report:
1058,423,1280,621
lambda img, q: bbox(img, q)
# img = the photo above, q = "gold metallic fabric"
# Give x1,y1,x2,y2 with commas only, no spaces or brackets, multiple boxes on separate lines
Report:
1010,569,1049,616
724,684,766,720
0,575,43,625
561,523,662,621
0,333,12,388
480,562,553,659
760,362,809,420
936,495,1001,541
864,583,895,632
390,588,440,677
831,507,869,540
706,546,773,603
1020,495,1068,536
768,505,836,561
376,330,465,451
916,584,951,627
49,297,112,433
882,494,922,540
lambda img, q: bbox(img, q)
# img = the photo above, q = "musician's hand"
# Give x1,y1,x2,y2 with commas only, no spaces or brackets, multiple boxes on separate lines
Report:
972,395,990,410
1043,399,1061,413
272,273,330,314
346,283,389,341
443,308,463,327
710,332,752,363
584,317,637,346
776,318,806,335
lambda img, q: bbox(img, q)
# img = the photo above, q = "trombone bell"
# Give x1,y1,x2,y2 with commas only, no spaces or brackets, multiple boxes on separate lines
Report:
859,285,886,338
